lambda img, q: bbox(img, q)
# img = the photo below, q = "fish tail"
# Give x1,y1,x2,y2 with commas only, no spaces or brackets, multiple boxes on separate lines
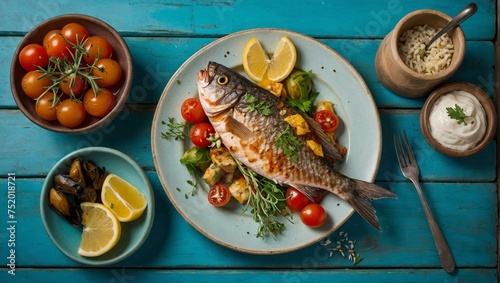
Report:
345,180,397,231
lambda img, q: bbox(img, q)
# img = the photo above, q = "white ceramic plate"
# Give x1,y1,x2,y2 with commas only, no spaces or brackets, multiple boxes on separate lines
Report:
151,28,381,254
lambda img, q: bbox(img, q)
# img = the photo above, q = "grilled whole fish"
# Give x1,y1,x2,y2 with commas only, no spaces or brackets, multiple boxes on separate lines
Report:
197,61,397,231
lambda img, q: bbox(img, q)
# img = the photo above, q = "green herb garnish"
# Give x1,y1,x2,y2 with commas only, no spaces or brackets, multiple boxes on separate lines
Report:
285,91,319,114
245,93,273,115
446,104,471,125
184,180,198,199
161,117,186,140
234,158,291,239
274,124,301,162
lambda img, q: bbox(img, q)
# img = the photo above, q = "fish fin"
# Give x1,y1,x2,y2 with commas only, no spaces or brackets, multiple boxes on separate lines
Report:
292,185,318,202
303,114,342,161
345,180,397,231
227,116,255,141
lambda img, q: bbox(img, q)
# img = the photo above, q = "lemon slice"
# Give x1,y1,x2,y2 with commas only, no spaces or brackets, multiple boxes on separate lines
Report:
101,174,147,222
78,202,121,257
266,36,297,82
242,36,297,82
242,38,269,82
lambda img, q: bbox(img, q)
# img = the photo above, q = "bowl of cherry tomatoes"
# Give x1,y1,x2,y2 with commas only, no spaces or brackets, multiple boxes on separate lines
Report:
10,14,133,133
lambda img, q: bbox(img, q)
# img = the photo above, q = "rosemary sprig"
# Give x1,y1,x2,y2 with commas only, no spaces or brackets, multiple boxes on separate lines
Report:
35,36,103,106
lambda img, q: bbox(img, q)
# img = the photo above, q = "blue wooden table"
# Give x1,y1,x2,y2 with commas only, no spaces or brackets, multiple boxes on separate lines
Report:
0,0,497,282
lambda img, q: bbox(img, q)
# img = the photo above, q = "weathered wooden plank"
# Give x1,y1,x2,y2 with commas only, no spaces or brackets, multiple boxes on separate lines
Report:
1,268,497,282
1,0,494,41
0,108,153,177
0,37,494,109
377,111,497,182
0,108,495,182
1,177,495,268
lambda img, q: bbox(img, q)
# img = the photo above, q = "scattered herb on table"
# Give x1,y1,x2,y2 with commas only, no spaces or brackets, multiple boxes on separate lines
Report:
446,104,471,125
320,230,363,265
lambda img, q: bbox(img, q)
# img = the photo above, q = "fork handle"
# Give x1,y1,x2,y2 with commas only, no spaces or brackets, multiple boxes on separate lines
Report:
411,179,456,273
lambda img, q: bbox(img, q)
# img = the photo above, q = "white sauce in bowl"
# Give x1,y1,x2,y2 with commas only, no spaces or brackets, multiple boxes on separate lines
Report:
429,90,487,150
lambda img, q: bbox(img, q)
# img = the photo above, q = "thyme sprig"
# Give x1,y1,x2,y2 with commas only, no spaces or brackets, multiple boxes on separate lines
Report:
161,117,186,140
234,157,292,239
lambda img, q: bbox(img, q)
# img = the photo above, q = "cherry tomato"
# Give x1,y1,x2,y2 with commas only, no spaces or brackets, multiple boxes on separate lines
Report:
45,34,72,59
83,88,115,117
300,203,327,228
19,44,48,71
83,36,113,64
190,122,215,147
181,98,206,123
21,71,52,99
56,99,86,128
285,187,312,212
208,183,231,207
59,74,87,97
314,110,339,132
91,58,122,87
61,23,89,45
43,29,61,49
35,92,59,121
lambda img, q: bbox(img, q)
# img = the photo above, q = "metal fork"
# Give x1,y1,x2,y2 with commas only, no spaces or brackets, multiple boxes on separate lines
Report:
394,131,455,273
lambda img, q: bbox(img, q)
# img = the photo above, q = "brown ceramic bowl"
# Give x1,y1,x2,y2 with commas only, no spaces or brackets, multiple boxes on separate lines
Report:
375,9,466,98
10,14,133,133
420,82,496,157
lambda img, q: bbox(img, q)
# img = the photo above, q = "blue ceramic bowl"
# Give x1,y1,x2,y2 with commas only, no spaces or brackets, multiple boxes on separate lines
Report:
40,147,154,265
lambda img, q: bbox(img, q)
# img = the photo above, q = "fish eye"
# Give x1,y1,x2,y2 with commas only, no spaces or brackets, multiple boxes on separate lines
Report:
217,75,229,85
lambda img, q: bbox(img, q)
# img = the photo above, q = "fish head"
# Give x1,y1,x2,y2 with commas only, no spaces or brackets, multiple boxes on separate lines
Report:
197,61,247,117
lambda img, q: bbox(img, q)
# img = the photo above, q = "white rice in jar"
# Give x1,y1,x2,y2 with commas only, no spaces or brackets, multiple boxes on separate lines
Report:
398,24,454,75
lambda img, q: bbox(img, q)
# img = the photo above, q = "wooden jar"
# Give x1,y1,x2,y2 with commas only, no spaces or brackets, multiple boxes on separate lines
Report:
375,9,465,98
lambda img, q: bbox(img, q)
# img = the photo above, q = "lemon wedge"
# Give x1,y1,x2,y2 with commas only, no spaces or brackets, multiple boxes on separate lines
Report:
78,202,121,257
101,174,147,222
242,36,297,82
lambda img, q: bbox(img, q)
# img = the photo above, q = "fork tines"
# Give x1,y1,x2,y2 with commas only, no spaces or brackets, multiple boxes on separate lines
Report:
394,130,415,168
